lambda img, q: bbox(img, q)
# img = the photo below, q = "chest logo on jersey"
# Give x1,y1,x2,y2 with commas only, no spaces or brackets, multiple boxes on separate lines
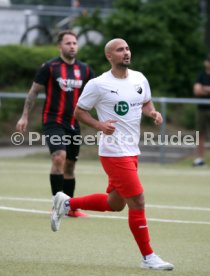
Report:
114,101,129,116
56,78,83,92
74,69,81,78
135,85,143,94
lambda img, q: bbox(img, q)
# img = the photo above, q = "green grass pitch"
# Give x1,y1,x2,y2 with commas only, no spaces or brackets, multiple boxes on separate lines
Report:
0,156,210,276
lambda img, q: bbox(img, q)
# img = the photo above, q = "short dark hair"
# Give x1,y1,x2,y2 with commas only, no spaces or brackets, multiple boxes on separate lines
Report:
57,30,77,44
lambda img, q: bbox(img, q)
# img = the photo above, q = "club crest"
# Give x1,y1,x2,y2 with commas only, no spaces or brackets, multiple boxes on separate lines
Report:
135,85,143,94
74,69,81,78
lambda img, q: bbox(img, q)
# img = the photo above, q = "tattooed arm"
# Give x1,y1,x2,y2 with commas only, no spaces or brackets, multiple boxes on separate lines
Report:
16,82,44,132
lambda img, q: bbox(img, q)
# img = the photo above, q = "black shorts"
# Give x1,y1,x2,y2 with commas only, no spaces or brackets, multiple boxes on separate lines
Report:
196,109,210,133
43,123,81,161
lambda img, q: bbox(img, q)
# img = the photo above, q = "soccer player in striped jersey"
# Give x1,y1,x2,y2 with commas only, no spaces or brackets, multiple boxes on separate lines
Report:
50,38,174,270
16,30,94,217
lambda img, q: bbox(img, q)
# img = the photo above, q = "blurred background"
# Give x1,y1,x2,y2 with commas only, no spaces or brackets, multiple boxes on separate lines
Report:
0,0,210,164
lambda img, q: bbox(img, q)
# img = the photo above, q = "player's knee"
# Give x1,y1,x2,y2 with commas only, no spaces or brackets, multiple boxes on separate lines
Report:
113,202,126,212
136,193,145,209
108,199,126,212
126,193,145,209
52,150,66,167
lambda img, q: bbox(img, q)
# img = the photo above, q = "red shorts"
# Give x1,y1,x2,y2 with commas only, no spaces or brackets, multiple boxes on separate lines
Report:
100,156,144,198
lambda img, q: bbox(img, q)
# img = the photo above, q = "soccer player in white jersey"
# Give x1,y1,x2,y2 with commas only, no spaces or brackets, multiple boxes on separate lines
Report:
51,38,174,271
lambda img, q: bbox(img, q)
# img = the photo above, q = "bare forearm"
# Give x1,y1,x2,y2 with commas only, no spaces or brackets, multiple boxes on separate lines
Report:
22,90,38,118
74,107,101,130
142,100,163,125
16,82,43,132
142,101,156,117
202,86,210,94
74,106,117,134
194,84,210,96
21,82,43,119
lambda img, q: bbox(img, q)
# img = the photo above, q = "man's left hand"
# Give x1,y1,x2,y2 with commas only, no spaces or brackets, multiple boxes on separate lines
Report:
150,111,163,125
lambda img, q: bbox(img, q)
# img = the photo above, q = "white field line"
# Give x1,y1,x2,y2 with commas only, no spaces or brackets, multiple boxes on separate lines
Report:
89,214,210,225
2,171,210,177
1,162,210,176
0,162,50,168
147,204,210,212
0,170,48,174
0,196,52,203
1,169,210,176
77,168,210,177
0,196,210,212
0,206,49,215
1,170,210,177
0,205,210,225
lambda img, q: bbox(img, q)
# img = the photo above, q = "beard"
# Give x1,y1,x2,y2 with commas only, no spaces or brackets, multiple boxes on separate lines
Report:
63,51,76,61
117,61,130,68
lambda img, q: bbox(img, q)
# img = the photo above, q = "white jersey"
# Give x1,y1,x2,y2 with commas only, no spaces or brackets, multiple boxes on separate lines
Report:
77,69,151,156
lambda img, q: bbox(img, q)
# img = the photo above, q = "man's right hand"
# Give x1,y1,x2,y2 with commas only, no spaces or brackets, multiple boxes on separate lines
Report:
16,117,28,132
194,83,210,96
97,120,117,135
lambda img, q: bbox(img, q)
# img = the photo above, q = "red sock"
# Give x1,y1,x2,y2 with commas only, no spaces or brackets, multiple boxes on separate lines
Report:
128,209,153,257
70,193,113,212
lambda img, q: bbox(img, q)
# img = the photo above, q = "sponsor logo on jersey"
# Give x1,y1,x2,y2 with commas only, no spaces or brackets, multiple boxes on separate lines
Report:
111,89,119,95
56,78,83,92
114,101,129,116
130,102,141,107
135,85,142,94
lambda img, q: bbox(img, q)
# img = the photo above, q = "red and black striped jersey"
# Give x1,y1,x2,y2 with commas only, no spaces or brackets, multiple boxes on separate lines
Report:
34,57,94,129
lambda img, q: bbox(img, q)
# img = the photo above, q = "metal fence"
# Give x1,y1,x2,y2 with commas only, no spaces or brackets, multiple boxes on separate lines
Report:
152,97,210,163
1,92,210,163
0,3,113,18
0,4,114,46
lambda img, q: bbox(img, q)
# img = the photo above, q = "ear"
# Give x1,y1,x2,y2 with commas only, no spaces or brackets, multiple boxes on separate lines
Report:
105,52,112,62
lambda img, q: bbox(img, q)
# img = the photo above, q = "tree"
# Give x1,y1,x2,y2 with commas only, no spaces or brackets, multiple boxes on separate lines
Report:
204,0,210,49
104,0,206,97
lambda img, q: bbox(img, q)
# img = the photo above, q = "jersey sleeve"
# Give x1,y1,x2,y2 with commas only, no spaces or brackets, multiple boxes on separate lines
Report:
77,79,100,110
34,63,50,86
142,77,152,103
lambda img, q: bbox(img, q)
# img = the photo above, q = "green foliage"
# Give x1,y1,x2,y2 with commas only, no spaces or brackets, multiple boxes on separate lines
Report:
72,0,206,129
0,45,58,131
1,0,206,97
78,44,109,76
73,0,206,97
74,9,106,35
0,0,207,133
105,0,206,97
0,45,58,89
